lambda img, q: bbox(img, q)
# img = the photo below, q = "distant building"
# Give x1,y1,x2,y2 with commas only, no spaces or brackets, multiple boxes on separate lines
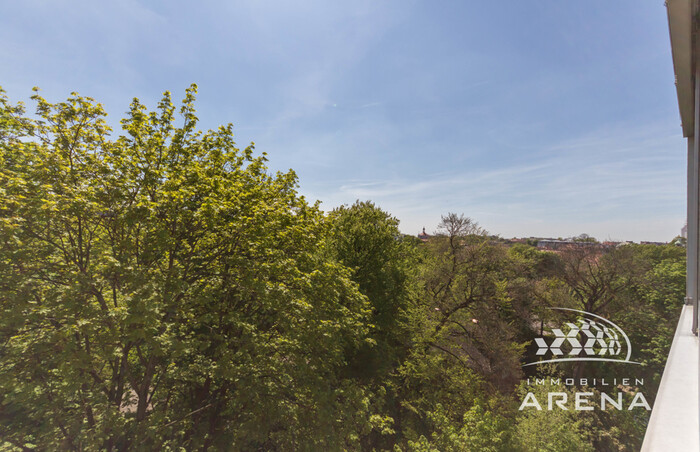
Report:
418,227,431,242
682,222,688,239
536,239,574,250
536,239,604,251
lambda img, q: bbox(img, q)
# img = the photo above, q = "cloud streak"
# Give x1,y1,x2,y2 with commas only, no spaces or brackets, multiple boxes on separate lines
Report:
302,121,685,242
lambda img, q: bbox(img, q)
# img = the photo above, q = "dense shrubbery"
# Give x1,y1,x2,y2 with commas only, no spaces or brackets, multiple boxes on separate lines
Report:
0,87,684,450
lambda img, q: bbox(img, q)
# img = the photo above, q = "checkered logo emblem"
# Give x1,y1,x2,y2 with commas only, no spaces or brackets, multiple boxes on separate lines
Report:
534,319,621,357
524,308,639,367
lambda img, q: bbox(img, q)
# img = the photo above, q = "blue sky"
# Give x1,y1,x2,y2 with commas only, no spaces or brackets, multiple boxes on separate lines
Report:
0,1,686,241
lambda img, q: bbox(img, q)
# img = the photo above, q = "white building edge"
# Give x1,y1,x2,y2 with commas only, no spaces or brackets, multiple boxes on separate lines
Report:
641,1,700,450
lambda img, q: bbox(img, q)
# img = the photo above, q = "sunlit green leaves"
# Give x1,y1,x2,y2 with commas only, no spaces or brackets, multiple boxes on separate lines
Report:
0,85,371,450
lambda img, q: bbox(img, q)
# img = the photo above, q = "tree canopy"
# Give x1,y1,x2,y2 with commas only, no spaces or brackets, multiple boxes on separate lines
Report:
0,86,686,451
0,86,373,450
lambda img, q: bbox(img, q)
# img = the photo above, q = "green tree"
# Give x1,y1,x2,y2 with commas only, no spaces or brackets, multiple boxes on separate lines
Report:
615,245,685,402
421,214,524,392
556,246,641,316
406,403,513,452
0,86,372,450
513,381,594,452
326,201,417,379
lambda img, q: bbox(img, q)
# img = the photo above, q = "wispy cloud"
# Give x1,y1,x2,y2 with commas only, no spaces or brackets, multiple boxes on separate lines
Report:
1,1,683,242
302,121,685,242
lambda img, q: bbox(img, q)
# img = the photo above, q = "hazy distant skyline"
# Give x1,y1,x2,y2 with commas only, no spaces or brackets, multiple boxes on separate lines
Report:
0,1,686,241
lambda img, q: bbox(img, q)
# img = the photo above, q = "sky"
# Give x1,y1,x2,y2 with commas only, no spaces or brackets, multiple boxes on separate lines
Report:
0,1,686,242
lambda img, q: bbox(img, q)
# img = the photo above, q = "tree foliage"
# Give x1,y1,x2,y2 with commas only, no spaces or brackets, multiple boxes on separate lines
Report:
0,86,687,450
326,201,417,379
0,86,372,450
